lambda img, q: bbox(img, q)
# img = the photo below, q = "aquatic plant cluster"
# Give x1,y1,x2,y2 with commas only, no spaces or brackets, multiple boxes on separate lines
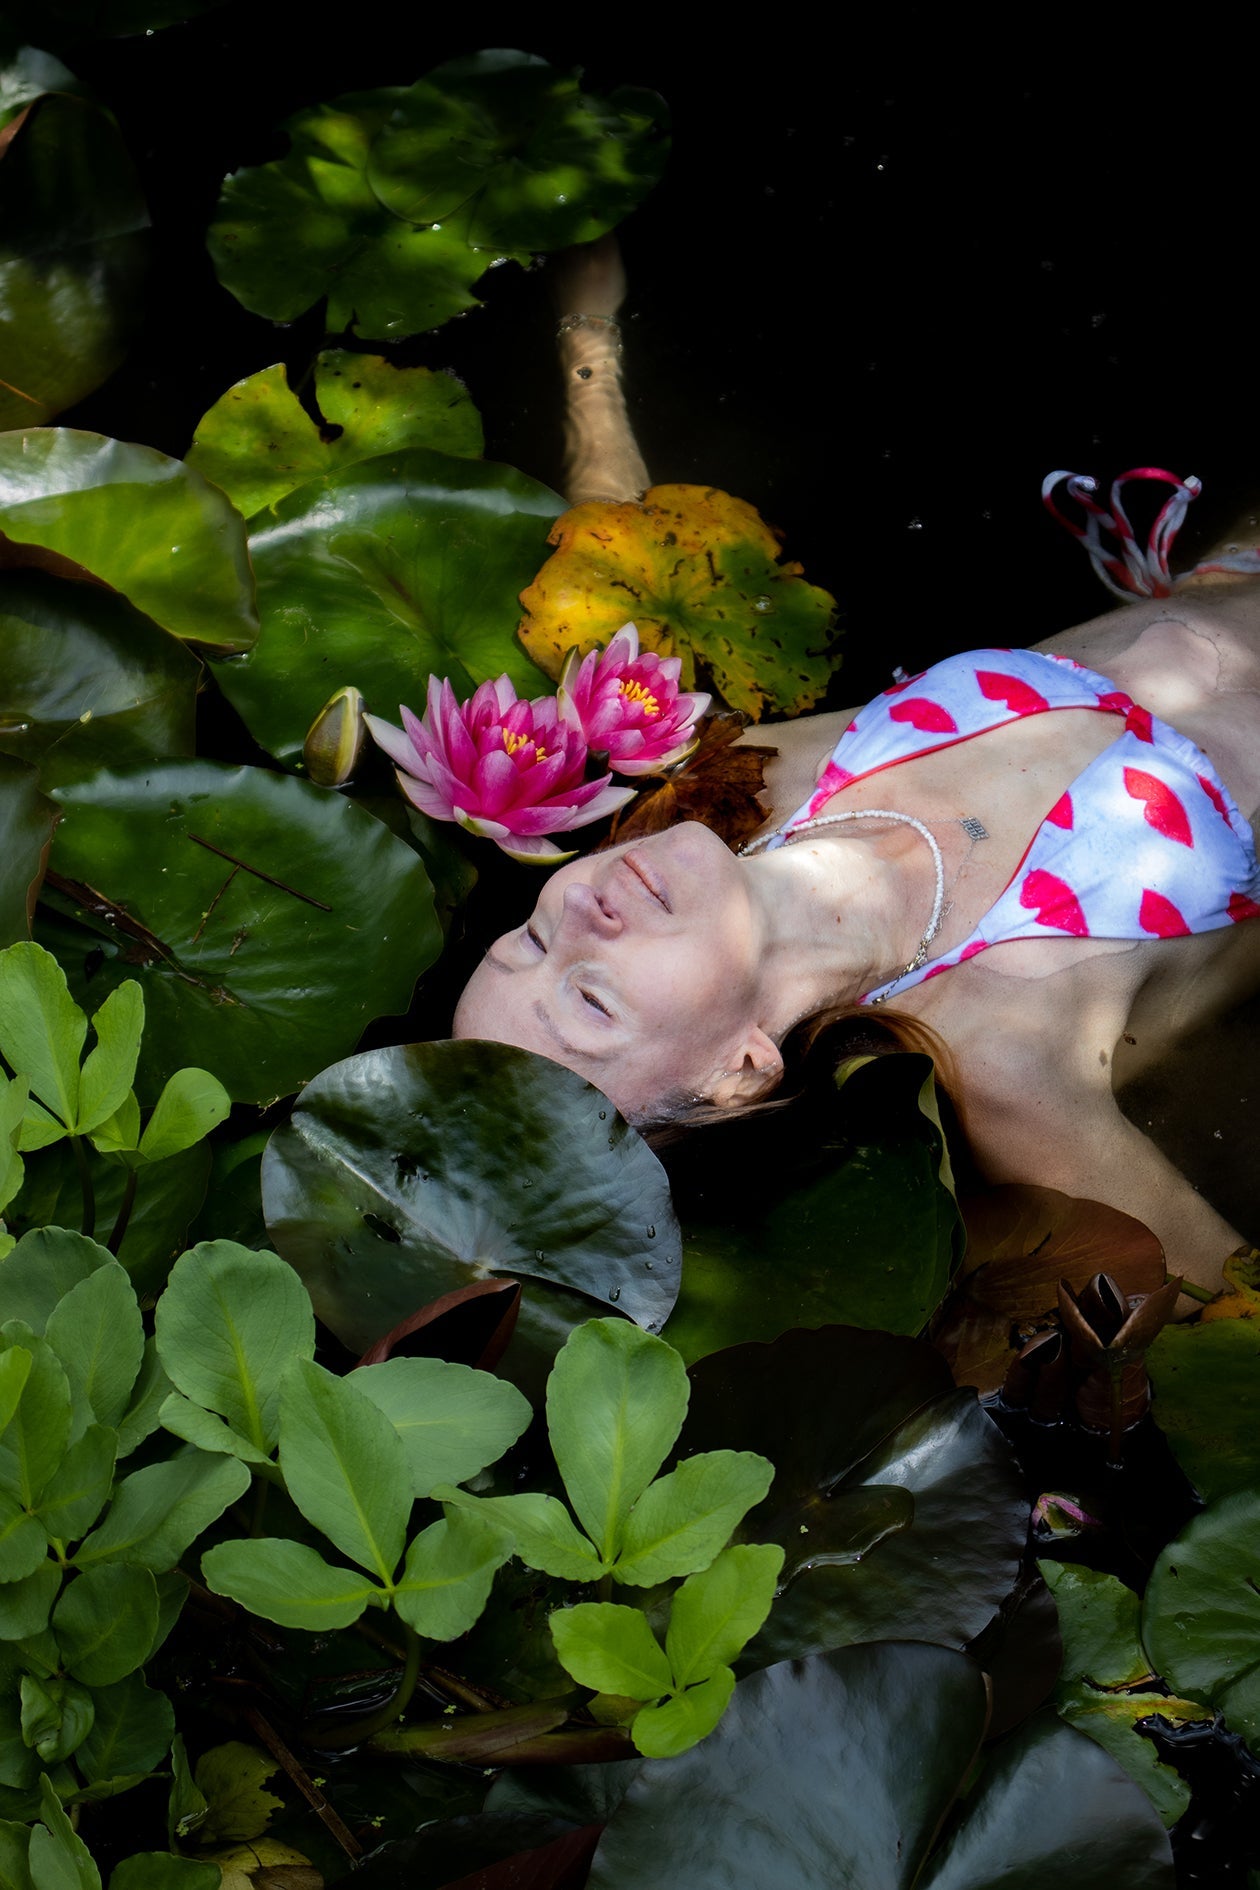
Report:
1,15,1259,1890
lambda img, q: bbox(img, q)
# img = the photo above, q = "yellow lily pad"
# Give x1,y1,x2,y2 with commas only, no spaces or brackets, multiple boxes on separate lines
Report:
517,484,838,720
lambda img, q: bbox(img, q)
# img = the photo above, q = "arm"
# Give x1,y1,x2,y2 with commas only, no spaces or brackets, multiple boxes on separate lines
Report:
549,236,649,505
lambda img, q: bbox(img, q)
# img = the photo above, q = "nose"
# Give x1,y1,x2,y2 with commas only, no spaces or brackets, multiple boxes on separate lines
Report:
558,881,621,940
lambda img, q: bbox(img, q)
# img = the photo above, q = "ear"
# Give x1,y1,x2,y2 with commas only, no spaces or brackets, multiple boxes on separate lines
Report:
706,1027,783,1108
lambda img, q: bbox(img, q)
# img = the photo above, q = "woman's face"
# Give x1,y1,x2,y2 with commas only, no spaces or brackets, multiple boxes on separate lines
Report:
452,822,777,1118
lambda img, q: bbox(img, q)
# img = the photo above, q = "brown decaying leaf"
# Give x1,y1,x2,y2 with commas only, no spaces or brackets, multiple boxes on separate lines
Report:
933,1183,1165,1394
599,711,777,853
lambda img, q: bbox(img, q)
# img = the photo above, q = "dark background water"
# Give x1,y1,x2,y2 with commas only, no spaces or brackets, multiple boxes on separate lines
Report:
56,4,1260,709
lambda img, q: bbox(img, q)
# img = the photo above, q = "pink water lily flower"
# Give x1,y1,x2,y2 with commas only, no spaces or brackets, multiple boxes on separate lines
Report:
557,622,710,776
365,675,634,864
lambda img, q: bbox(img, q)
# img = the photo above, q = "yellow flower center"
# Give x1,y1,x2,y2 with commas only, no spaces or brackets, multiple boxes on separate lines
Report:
503,729,546,761
619,678,661,716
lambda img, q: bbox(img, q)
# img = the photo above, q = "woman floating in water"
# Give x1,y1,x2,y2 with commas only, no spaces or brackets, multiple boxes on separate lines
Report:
450,239,1260,1301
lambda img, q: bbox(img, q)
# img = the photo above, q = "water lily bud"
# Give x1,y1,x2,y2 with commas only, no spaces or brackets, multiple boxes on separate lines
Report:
304,686,366,786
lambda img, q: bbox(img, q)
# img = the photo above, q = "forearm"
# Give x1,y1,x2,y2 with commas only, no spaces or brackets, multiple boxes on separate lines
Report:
557,315,649,505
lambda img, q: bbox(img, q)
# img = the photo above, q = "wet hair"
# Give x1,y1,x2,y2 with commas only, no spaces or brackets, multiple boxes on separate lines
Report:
635,1000,955,1151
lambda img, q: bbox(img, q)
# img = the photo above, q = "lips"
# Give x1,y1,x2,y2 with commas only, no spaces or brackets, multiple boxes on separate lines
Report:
624,849,671,911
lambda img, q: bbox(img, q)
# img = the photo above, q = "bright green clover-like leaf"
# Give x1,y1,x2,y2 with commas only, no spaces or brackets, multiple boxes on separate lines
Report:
392,1510,510,1641
168,1732,208,1846
435,1485,603,1583
157,1395,272,1467
351,1356,531,1498
1142,1489,1260,1756
551,1603,672,1703
74,981,143,1137
200,1538,386,1632
42,758,439,1105
109,1855,220,1890
0,88,148,430
193,1741,282,1845
0,1072,24,1217
0,1488,47,1580
31,1770,100,1889
0,1559,59,1638
613,1451,775,1587
0,1228,113,1332
0,1324,72,1512
278,1358,411,1582
0,431,256,652
43,1260,144,1434
115,1340,171,1459
0,755,57,953
0,942,87,1143
548,1319,690,1564
76,1671,174,1787
186,352,484,520
53,1562,159,1686
632,1668,736,1760
0,573,200,793
75,1451,250,1572
1040,1561,1206,1826
211,447,558,769
35,1423,117,1542
0,1344,31,1435
666,1545,784,1690
155,1242,315,1455
261,1042,679,1372
134,1068,230,1163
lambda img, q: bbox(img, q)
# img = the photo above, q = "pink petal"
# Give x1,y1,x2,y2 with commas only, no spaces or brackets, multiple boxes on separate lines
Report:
497,833,579,864
473,747,520,815
365,713,421,772
455,808,512,841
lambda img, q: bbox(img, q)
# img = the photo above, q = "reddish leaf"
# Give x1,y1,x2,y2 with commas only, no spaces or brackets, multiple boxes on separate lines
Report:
598,713,776,852
357,1279,522,1371
437,1823,602,1890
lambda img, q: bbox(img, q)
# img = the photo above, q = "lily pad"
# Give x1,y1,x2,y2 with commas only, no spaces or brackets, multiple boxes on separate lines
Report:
517,485,839,719
587,1646,1174,1890
260,1040,680,1370
676,1325,1027,1664
1147,1317,1260,1503
0,49,83,126
185,352,484,522
38,757,439,1104
1142,1489,1260,1755
207,55,667,340
209,448,559,768
663,1054,963,1362
0,570,199,788
0,754,57,947
364,53,669,252
0,430,257,653
0,87,148,429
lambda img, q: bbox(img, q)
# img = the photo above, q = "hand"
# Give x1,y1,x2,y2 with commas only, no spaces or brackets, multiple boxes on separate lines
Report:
548,233,628,320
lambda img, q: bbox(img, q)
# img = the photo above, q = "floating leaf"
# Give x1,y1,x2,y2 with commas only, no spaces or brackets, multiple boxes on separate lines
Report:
0,755,57,948
664,1054,962,1363
207,54,667,339
261,1041,680,1371
678,1326,1026,1664
587,1646,1174,1889
1147,1317,1260,1503
0,88,148,429
518,485,838,719
41,757,439,1104
210,448,559,768
0,430,257,652
1142,1489,1260,1755
186,352,483,520
0,571,199,790
193,1742,282,1845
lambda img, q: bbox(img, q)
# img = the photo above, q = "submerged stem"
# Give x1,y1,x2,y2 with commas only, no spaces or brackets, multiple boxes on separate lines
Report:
107,1167,138,1255
69,1135,95,1240
302,1622,422,1750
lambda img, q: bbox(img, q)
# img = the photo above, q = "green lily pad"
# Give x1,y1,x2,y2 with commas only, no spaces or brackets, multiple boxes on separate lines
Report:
676,1325,1026,1664
664,1054,963,1361
1142,1488,1260,1756
587,1647,1174,1890
0,754,57,947
261,1040,680,1368
519,484,840,719
0,571,199,788
0,87,148,429
38,758,439,1104
0,48,83,127
1147,1317,1260,1503
186,352,484,522
7,1138,211,1299
210,448,559,767
365,53,669,252
0,430,257,653
207,55,667,341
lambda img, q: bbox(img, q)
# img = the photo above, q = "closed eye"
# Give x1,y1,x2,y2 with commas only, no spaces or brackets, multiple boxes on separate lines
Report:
525,924,545,952
580,988,611,1017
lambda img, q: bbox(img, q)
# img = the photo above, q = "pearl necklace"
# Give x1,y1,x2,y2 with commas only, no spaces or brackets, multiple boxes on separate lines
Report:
740,807,988,999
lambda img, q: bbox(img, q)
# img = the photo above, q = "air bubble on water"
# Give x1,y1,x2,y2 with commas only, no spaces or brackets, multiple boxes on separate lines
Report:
907,517,924,531
645,1261,653,1270
598,1110,606,1120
